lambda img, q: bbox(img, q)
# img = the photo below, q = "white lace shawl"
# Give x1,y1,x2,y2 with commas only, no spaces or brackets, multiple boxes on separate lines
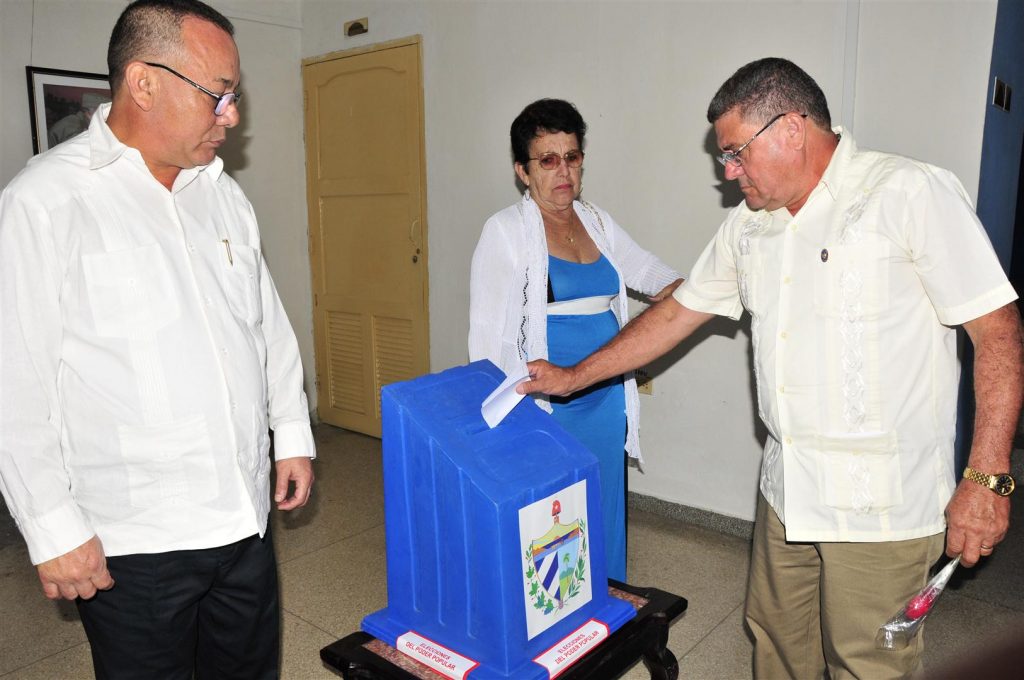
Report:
469,192,682,461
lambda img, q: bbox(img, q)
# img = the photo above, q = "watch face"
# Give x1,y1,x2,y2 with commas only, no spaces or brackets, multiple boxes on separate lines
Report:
994,474,1015,496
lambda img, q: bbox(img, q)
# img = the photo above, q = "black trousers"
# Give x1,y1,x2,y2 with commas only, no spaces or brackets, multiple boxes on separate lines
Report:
76,531,280,680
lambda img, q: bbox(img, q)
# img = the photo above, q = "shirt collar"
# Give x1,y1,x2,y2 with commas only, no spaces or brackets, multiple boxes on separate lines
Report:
88,102,225,184
173,156,224,192
817,126,855,202
88,103,129,169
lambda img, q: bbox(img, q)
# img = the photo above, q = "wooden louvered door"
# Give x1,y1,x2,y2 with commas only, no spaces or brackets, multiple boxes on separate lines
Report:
302,37,429,436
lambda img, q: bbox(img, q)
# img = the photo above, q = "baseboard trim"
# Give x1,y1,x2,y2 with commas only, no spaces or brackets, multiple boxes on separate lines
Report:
629,450,1024,540
627,491,754,541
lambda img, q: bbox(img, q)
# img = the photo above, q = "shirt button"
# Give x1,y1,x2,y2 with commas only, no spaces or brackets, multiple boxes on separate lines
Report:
783,276,791,284
785,437,793,445
204,296,213,305
187,242,196,253
790,224,798,232
221,347,229,356
778,385,785,393
780,331,788,339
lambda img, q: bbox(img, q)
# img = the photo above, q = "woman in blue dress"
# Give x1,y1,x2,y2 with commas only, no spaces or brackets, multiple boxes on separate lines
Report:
469,99,683,581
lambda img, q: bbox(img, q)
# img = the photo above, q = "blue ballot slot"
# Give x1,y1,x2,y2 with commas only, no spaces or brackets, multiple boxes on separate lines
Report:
362,360,635,679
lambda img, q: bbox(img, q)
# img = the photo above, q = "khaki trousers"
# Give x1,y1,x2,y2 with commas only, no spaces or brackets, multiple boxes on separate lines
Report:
745,493,945,680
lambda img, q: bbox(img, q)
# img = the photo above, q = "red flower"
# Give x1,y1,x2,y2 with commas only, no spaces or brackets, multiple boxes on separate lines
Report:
905,590,937,620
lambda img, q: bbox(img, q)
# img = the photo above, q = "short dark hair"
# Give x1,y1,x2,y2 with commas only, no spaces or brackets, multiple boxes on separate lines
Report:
107,0,234,94
707,58,831,130
510,99,587,172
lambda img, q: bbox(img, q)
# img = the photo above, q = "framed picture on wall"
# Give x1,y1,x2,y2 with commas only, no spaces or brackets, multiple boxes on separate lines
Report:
26,66,111,154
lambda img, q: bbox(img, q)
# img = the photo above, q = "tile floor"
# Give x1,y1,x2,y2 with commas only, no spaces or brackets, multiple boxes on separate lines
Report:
1,424,1021,679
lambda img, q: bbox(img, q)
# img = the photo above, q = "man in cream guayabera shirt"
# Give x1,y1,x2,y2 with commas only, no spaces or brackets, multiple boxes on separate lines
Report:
0,1,314,678
523,58,1023,679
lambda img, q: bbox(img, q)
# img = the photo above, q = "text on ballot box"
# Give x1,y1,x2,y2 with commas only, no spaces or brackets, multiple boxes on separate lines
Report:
362,360,635,679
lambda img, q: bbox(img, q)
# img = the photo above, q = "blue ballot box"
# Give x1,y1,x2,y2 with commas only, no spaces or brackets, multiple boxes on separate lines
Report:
362,360,636,679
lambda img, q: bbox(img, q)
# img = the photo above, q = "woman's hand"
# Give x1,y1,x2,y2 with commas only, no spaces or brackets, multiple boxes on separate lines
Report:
648,278,685,302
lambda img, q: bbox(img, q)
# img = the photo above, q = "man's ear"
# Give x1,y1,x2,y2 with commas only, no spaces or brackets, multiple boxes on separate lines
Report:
122,62,156,112
783,111,807,151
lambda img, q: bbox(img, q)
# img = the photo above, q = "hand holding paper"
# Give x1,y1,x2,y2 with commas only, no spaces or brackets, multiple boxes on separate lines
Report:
481,368,532,428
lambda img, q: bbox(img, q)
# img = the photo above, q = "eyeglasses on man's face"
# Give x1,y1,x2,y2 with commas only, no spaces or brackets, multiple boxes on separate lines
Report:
528,149,584,171
717,112,807,167
144,62,242,116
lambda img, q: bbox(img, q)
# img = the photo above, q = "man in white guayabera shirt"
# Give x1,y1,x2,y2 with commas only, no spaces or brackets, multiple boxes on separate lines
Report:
0,1,314,678
522,58,1023,679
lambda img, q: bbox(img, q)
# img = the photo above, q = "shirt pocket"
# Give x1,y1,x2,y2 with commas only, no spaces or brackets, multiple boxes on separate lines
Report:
737,252,763,315
812,241,890,320
816,431,903,513
218,243,262,326
117,414,219,508
81,243,182,338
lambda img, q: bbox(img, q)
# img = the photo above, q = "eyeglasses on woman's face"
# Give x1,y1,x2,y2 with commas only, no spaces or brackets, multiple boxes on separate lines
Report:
144,62,242,116
528,149,584,171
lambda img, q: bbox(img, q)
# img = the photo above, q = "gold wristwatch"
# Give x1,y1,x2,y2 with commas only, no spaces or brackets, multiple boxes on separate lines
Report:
963,467,1016,496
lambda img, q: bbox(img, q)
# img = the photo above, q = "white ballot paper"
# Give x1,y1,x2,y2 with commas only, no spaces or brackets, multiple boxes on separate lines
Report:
481,368,532,428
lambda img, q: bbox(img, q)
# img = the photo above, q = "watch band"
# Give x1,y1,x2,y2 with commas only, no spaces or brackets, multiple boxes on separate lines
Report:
963,467,1016,496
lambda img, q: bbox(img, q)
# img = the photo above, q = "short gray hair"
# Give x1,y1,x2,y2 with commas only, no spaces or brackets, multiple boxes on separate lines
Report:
707,58,831,130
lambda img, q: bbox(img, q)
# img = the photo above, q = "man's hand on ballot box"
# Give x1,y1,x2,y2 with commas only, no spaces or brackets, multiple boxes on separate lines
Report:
519,361,582,398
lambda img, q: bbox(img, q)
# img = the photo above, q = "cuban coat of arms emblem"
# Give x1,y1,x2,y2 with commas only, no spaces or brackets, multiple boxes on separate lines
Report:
518,480,592,639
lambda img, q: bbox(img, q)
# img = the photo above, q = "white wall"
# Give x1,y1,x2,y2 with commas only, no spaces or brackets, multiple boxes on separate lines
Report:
1,0,118,183
215,1,314,405
301,0,997,522
0,0,316,407
854,0,996,203
0,1,36,185
1,0,997,522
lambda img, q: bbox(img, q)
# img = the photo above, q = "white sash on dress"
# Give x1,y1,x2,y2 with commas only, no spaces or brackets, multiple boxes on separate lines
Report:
546,294,615,315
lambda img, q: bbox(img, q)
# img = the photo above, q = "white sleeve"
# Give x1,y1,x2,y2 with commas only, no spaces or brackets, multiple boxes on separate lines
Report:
904,167,1017,325
602,209,682,294
0,188,94,564
674,217,745,320
469,215,517,366
257,245,315,461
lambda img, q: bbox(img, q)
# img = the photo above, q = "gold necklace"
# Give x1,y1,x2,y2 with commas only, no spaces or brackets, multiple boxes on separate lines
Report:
564,218,578,244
